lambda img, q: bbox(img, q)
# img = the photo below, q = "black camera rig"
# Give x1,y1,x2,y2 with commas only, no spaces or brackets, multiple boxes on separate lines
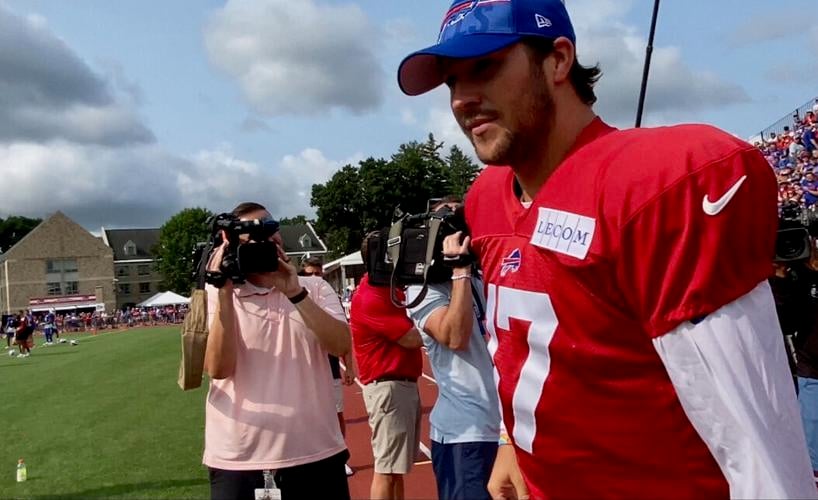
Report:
366,204,472,308
193,213,281,288
776,202,818,263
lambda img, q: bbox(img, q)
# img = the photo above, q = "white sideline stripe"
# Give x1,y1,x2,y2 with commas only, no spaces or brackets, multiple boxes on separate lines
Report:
340,361,433,461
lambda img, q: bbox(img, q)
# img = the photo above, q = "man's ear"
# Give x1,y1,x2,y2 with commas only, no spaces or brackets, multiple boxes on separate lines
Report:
548,36,575,85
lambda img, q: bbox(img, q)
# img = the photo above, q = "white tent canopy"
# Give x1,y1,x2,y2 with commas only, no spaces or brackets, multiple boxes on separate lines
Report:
137,291,190,307
323,251,363,273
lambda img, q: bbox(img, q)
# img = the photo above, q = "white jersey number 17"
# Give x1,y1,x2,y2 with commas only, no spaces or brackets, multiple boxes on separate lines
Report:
485,284,559,454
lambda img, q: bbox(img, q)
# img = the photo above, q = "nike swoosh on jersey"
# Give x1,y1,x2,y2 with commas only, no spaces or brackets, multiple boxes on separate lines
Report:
702,175,748,216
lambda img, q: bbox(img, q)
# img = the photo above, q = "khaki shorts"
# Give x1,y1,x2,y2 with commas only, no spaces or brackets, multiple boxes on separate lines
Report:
362,380,421,474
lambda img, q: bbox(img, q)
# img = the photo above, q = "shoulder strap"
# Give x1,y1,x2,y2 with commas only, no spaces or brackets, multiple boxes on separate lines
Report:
470,280,488,336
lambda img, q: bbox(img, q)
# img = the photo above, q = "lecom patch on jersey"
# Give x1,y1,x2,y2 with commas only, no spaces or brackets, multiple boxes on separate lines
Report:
530,207,596,260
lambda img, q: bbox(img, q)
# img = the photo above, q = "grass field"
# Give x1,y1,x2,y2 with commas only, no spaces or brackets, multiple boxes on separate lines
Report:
0,327,210,498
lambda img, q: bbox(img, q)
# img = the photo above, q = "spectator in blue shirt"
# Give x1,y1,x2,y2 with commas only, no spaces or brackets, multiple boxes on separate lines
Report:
802,172,818,207
804,126,818,153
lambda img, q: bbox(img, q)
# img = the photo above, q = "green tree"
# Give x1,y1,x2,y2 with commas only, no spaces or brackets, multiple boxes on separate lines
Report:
312,164,365,257
0,216,42,253
278,215,311,225
310,135,456,257
444,145,481,199
155,207,213,294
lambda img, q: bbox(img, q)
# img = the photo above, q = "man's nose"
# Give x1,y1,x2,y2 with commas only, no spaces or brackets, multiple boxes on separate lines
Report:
450,80,482,116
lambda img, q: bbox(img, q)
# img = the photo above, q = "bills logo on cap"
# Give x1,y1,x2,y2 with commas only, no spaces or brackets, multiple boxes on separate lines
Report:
500,248,522,277
530,208,595,260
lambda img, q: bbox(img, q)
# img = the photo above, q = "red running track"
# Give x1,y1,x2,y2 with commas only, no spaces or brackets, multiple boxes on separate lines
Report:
342,353,440,499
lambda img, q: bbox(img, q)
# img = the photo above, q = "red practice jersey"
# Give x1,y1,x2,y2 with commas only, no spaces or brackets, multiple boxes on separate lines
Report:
465,118,778,499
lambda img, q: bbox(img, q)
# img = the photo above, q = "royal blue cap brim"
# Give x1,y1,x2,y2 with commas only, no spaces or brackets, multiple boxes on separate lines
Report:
398,33,522,96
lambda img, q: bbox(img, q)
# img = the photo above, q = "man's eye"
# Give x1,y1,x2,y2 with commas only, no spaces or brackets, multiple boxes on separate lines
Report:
472,58,495,77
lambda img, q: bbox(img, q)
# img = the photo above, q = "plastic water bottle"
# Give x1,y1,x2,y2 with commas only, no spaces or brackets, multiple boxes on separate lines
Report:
16,459,26,482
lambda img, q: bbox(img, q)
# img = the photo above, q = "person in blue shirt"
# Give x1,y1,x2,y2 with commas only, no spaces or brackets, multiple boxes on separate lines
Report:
43,310,56,344
804,126,818,154
4,315,15,349
406,197,503,500
802,172,818,207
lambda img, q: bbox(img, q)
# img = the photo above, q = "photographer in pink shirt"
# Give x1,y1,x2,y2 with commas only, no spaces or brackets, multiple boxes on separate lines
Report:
203,202,352,500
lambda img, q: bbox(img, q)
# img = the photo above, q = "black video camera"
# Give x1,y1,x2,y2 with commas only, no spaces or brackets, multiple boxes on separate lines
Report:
366,203,471,308
775,202,818,263
194,213,281,288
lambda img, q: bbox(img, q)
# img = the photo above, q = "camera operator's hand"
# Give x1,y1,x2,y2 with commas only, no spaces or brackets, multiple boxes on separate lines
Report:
270,243,302,298
443,231,472,270
342,352,357,386
207,230,233,290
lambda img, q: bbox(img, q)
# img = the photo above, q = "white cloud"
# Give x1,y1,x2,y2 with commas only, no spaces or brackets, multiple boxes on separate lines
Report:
0,141,360,227
0,5,152,145
568,0,748,126
0,3,358,228
729,12,812,47
238,116,272,134
0,142,181,226
400,108,417,126
203,0,383,116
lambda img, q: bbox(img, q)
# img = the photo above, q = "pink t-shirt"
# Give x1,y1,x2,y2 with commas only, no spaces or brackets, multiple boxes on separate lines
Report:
203,276,347,470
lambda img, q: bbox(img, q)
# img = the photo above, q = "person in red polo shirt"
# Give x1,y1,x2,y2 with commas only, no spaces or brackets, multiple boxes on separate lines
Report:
350,232,423,500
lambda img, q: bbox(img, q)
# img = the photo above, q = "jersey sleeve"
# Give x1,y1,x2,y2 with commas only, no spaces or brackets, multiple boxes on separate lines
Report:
615,146,778,338
653,281,817,498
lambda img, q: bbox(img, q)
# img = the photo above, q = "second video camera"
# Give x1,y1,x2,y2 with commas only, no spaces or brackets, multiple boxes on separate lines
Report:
366,203,470,307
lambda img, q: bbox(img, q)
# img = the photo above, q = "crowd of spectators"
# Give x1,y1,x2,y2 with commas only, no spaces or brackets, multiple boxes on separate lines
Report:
22,305,188,334
756,99,818,214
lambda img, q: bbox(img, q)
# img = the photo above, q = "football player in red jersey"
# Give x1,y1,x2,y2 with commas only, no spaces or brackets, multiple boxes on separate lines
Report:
398,0,817,499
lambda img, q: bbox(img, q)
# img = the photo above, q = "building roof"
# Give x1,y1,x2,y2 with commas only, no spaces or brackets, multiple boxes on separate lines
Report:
0,211,111,262
279,222,327,255
103,228,160,261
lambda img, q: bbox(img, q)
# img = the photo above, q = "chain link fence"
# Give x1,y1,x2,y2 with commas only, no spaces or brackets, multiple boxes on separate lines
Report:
757,97,817,142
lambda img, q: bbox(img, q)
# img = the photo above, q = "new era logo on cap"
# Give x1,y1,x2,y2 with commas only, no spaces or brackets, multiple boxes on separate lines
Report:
535,14,552,28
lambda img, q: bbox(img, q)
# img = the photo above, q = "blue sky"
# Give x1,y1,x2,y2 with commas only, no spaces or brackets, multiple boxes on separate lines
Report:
0,0,816,228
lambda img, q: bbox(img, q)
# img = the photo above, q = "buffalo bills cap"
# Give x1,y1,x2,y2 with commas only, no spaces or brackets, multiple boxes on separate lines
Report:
398,0,576,96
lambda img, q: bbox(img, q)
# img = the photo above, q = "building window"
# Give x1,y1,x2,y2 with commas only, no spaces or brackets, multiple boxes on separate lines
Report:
124,240,137,257
117,266,129,277
139,282,151,294
45,259,79,297
119,283,131,295
46,259,78,274
137,265,151,276
298,234,312,248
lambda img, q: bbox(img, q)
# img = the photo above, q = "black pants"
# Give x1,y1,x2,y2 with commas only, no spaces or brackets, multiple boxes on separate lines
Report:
209,450,350,500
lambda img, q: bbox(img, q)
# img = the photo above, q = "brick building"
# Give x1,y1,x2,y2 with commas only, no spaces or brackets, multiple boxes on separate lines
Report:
0,212,115,314
101,228,161,309
0,214,329,314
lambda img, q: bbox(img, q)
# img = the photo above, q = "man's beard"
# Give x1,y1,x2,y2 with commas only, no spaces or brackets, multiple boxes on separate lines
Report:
466,79,554,167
